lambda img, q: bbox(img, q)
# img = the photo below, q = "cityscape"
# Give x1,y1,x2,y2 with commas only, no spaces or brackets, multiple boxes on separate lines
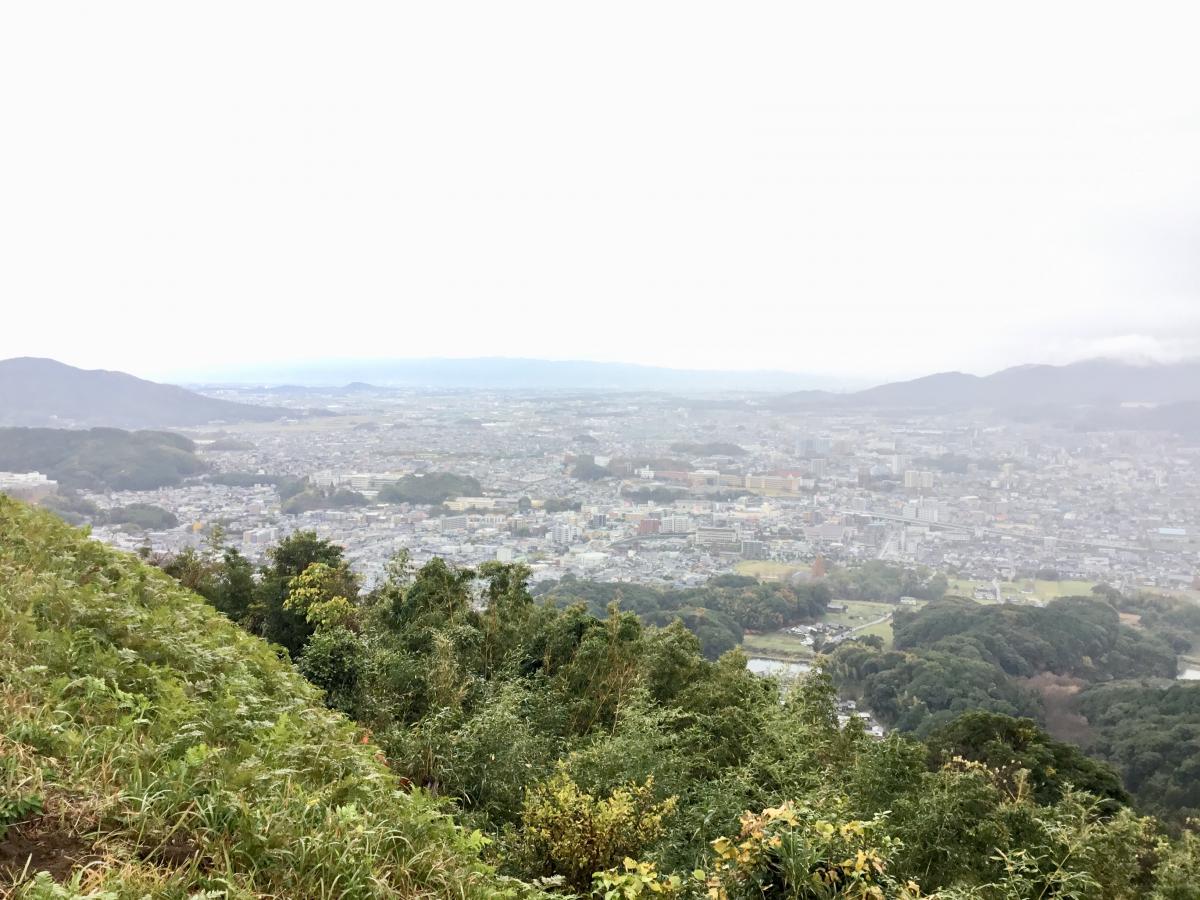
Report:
15,382,1194,617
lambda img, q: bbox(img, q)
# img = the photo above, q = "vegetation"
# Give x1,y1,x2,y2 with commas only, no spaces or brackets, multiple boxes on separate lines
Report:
100,502,179,530
569,456,613,481
0,497,522,897
1074,682,1200,824
826,560,948,604
892,596,1176,681
10,497,1200,897
534,574,830,658
282,486,370,514
0,427,205,490
377,473,483,505
830,588,1200,830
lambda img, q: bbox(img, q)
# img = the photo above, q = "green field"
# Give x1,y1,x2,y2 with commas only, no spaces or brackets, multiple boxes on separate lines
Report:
948,577,1098,604
826,599,901,645
741,598,907,659
734,560,804,580
741,630,815,661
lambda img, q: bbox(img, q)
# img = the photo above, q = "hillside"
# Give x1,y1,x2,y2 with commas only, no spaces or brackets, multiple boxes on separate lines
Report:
7,499,1200,897
773,358,1200,419
0,358,288,427
0,497,524,897
0,427,208,490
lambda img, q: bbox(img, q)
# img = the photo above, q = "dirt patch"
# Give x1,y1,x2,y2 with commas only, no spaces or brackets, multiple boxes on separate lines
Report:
1020,673,1094,746
0,818,98,887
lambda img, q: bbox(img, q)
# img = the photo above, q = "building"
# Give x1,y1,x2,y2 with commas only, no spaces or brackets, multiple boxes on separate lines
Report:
695,526,740,548
904,470,935,491
0,472,57,501
550,522,582,545
741,540,768,559
660,515,693,534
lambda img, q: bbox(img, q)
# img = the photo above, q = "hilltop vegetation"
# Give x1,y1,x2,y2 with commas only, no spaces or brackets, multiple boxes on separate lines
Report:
377,473,482,505
829,589,1200,828
9,497,1200,896
0,497,519,897
0,427,205,490
141,515,1200,897
533,574,831,658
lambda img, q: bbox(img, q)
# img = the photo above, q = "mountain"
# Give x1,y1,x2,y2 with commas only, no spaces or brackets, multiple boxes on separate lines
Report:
0,357,289,427
196,357,863,393
774,359,1200,414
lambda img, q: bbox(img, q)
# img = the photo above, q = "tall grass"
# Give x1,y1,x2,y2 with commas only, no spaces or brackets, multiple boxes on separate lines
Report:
0,497,539,898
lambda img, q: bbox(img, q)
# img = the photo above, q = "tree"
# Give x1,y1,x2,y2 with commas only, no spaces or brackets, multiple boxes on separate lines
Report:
516,770,677,892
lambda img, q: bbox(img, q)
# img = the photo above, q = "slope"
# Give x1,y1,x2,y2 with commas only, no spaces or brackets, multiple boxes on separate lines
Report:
772,357,1200,415
0,358,288,428
0,497,529,898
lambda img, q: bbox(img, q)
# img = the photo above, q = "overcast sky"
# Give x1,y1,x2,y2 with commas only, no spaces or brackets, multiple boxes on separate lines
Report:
2,2,1199,383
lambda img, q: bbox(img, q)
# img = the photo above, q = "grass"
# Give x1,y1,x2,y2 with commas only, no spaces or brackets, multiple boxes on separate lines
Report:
734,560,803,581
825,600,900,646
741,599,906,659
0,496,537,898
948,578,1098,605
741,631,815,661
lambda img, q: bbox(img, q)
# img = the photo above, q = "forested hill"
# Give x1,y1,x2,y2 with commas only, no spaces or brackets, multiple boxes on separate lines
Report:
829,592,1200,825
0,427,206,490
6,496,1200,897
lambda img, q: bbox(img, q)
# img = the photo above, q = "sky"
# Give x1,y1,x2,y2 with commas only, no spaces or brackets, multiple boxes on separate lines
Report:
2,2,1199,384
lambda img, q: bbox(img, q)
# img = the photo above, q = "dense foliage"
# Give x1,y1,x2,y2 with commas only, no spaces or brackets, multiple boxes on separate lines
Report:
830,596,1178,737
533,574,830,658
1075,682,1200,824
208,471,307,494
281,486,370,514
826,561,949,603
892,596,1176,680
0,427,205,490
377,473,483,504
830,588,1200,832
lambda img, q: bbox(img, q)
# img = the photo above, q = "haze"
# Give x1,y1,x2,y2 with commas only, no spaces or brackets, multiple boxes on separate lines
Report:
2,2,1199,382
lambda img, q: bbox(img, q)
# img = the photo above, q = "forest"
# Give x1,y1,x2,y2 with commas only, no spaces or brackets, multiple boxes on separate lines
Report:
533,574,831,658
0,427,205,490
829,591,1200,825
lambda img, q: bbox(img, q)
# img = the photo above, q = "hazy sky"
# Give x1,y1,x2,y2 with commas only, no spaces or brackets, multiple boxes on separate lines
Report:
3,3,1199,383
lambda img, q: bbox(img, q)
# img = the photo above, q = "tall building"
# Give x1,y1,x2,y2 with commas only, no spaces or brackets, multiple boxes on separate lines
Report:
550,522,582,545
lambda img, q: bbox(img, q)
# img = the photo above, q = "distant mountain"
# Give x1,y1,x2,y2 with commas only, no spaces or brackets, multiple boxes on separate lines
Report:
201,357,861,393
0,358,289,428
774,359,1200,413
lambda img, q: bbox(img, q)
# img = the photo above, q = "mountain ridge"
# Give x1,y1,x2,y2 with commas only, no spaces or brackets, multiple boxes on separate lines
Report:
0,357,290,428
773,358,1200,412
